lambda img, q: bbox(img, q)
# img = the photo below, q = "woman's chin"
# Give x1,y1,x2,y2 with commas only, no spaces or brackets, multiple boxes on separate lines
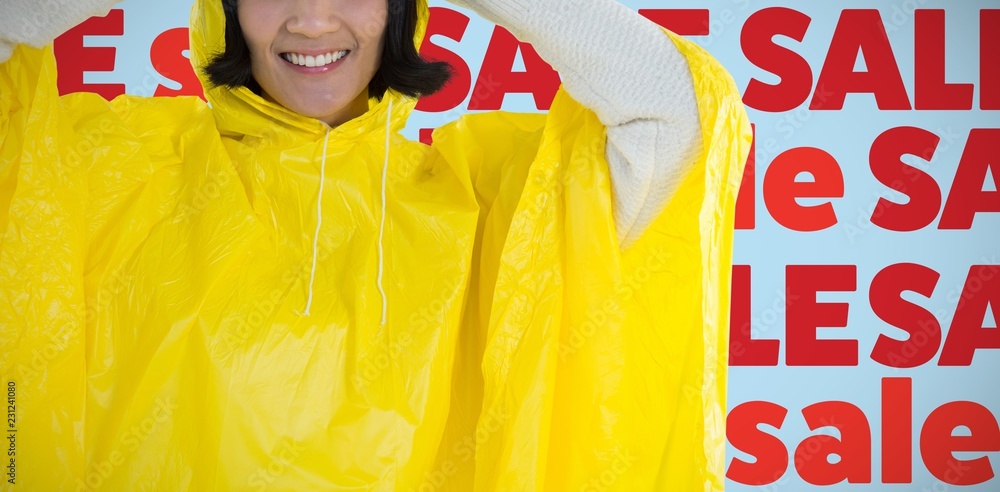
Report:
282,100,343,122
259,79,370,126
279,93,360,125
259,75,371,126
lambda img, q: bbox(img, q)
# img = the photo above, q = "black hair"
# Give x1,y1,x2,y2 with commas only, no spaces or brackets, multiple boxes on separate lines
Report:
202,0,452,102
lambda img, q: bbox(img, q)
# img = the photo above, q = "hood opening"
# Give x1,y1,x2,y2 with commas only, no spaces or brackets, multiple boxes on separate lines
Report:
188,0,430,140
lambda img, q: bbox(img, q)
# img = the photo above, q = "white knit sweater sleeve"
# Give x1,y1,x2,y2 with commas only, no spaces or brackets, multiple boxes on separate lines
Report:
448,0,703,249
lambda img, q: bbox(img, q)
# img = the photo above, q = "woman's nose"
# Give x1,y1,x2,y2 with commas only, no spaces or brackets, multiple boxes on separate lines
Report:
284,0,345,38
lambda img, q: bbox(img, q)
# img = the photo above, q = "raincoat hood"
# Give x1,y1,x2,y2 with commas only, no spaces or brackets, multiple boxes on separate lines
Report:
187,0,433,318
188,0,426,141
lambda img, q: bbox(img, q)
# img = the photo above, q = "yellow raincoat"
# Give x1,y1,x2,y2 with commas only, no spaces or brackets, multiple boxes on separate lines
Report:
0,0,751,489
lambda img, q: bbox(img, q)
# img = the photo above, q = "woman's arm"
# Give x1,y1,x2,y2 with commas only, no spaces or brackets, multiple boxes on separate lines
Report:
1,0,122,247
0,0,120,62
448,0,703,249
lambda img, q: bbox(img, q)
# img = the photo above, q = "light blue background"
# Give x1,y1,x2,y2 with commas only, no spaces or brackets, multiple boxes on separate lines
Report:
79,0,1000,489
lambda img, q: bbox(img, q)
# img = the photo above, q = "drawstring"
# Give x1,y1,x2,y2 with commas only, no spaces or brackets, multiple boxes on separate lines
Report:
298,126,331,317
377,97,392,326
298,97,392,326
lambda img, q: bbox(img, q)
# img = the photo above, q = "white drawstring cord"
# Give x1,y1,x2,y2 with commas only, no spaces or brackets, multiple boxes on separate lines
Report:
376,97,392,326
298,97,391,322
298,126,331,317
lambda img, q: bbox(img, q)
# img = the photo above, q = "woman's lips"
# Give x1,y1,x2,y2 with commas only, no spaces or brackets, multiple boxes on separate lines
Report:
279,50,350,74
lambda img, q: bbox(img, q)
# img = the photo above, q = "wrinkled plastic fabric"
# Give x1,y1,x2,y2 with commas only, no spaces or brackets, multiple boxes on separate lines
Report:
0,0,752,489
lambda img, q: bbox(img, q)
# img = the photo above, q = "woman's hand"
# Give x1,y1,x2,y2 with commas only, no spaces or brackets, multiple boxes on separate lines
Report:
0,0,122,62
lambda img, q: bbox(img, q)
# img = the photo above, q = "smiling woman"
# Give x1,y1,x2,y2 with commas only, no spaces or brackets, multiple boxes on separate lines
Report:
0,0,751,490
204,0,451,127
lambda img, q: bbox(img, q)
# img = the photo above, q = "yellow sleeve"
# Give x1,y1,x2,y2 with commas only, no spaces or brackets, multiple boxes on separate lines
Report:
0,43,204,490
0,44,90,490
428,32,752,491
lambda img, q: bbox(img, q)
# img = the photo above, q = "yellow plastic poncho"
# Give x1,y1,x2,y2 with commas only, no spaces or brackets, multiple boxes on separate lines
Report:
0,0,751,489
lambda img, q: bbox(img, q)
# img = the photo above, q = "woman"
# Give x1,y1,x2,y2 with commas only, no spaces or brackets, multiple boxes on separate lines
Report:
0,0,751,489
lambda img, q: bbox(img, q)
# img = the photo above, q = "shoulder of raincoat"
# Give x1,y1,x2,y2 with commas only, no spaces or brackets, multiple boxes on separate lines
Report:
0,0,752,490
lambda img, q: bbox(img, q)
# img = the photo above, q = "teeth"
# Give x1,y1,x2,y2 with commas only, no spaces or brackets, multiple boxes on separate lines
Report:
282,50,348,67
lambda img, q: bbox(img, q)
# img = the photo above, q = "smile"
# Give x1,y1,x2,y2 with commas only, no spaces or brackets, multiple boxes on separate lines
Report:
280,50,350,68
